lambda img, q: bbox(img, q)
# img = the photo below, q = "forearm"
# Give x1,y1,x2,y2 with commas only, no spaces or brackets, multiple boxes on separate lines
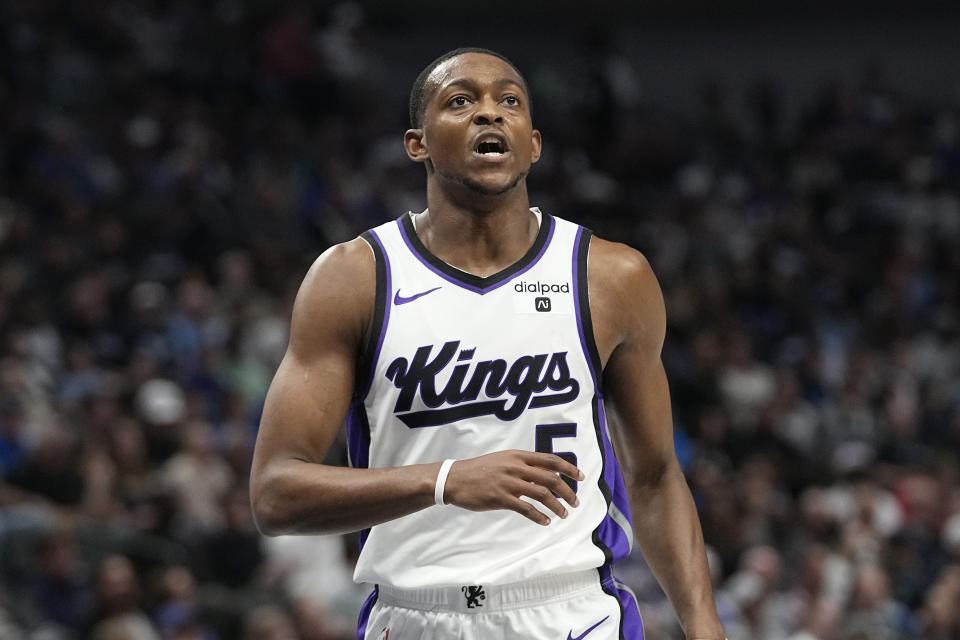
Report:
629,462,724,639
251,458,441,536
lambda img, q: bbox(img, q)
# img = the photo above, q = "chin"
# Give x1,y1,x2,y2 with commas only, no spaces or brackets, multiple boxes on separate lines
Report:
444,170,527,197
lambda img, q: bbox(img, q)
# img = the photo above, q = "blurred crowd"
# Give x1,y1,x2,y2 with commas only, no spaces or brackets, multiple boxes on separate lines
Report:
1,2,959,640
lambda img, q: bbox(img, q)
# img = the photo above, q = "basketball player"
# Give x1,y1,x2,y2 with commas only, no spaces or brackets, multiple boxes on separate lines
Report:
250,48,725,640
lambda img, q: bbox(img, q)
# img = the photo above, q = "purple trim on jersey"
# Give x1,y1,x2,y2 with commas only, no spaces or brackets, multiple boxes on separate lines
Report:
592,400,633,561
573,226,633,561
346,400,371,470
361,229,392,397
599,565,645,640
396,213,556,294
596,401,634,558
346,401,373,553
352,230,388,561
357,525,370,554
356,586,379,640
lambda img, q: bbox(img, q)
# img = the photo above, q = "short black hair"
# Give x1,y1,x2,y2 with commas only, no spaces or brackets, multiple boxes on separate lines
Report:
408,47,530,129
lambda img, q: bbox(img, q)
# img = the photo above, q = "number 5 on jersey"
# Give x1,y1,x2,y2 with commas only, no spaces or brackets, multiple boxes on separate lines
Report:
535,423,578,494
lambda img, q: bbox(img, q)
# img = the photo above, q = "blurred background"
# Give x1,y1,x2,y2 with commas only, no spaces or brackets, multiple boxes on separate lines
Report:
1,1,960,639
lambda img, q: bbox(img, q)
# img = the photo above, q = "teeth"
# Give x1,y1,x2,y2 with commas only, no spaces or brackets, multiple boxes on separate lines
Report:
477,141,504,154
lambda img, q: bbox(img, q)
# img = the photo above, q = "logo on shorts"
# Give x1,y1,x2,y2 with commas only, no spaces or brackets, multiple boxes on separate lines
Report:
566,616,609,640
461,585,485,608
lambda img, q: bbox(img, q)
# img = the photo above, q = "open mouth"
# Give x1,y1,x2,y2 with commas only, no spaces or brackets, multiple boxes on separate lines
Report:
475,137,508,156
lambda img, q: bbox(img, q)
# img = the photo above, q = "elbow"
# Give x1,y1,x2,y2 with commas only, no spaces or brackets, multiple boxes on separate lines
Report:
249,486,281,536
249,463,342,536
249,471,297,536
250,495,285,537
628,457,683,492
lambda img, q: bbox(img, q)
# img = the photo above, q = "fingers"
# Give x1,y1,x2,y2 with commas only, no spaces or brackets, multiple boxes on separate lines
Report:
444,450,586,525
509,452,583,523
514,478,570,522
519,453,582,503
520,465,580,509
508,497,552,526
523,452,584,484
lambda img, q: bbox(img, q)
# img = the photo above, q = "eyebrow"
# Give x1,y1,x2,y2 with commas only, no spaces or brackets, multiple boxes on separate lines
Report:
440,77,526,94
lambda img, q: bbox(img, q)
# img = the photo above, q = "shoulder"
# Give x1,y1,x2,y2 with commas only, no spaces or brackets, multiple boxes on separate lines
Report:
289,236,377,354
587,236,656,290
586,235,665,353
587,236,662,314
303,235,376,286
298,236,376,308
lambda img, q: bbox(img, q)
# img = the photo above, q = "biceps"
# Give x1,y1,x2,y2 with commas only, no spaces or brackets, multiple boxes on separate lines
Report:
603,343,677,478
255,346,357,467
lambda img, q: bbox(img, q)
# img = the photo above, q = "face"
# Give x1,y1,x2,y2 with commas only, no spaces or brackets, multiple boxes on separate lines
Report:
405,53,542,197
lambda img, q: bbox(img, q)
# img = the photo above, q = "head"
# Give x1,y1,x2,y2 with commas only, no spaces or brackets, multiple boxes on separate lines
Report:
404,47,541,199
408,47,531,129
96,554,140,612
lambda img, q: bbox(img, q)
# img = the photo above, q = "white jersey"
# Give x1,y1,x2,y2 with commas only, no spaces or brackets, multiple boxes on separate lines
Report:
348,210,634,589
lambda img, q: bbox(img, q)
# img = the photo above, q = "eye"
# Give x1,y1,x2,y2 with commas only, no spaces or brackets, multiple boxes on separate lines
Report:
502,95,521,107
448,96,471,107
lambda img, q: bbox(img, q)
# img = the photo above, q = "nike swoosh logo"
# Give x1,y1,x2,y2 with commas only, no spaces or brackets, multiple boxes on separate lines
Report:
567,615,609,640
394,286,441,305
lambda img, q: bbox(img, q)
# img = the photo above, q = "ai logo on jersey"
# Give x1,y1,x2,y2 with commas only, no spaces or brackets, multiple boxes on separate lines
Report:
385,341,580,428
535,297,551,312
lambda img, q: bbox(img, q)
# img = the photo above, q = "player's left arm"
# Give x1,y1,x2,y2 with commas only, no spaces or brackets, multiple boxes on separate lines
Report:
589,238,724,640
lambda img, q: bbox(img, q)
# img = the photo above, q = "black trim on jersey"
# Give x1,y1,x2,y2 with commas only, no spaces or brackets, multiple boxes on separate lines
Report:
354,232,385,561
349,409,374,552
357,231,388,398
358,526,370,553
575,229,604,386
575,229,616,565
590,395,614,564
399,211,554,292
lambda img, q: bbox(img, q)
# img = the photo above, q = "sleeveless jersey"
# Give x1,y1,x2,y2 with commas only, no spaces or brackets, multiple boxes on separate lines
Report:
348,210,634,589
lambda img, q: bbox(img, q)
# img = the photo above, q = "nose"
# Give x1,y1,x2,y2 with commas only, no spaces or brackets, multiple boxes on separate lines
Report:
473,95,503,125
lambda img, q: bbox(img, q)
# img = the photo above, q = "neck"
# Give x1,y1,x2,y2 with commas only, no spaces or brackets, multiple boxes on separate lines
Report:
418,179,538,277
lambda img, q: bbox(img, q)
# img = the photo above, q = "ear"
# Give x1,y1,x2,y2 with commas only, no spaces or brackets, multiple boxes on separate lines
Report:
530,129,542,164
404,129,429,163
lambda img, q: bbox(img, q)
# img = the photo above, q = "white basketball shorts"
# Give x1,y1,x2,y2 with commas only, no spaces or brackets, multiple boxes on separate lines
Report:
357,567,644,639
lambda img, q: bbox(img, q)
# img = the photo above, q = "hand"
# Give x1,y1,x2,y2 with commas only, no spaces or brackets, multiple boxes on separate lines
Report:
442,450,583,525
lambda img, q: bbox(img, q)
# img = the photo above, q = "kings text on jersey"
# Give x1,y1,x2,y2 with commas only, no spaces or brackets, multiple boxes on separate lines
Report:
385,341,580,428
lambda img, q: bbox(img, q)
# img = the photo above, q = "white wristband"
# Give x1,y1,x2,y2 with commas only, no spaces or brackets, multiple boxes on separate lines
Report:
434,459,456,505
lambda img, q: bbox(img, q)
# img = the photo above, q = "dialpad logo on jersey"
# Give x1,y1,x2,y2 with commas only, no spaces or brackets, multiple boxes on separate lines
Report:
514,280,570,294
461,585,485,608
385,341,580,428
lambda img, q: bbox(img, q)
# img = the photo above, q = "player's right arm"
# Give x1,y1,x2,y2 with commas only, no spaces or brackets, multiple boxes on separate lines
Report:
249,238,581,536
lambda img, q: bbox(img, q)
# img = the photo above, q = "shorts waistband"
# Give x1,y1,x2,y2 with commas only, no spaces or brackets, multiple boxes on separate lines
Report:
377,569,601,613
